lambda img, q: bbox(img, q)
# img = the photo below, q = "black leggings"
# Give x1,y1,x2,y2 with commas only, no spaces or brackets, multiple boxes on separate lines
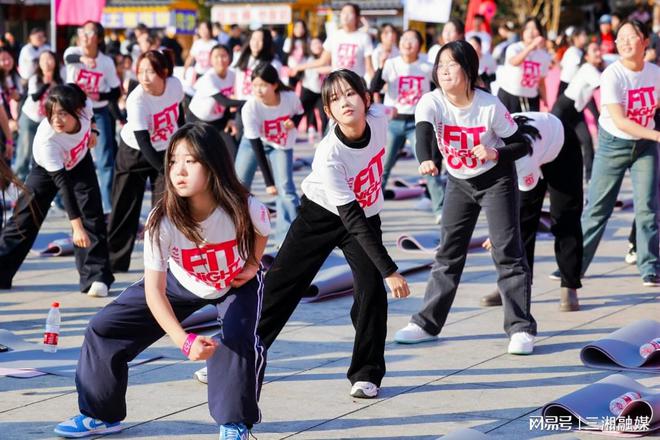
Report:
185,111,238,159
299,87,328,134
497,88,540,113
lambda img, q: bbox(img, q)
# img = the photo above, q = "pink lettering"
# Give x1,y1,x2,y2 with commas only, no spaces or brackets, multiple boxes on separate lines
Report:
263,115,290,145
337,44,358,69
353,148,385,208
179,240,241,290
397,76,424,106
151,103,179,143
75,69,103,95
439,124,487,170
626,87,656,127
521,60,541,88
64,132,89,170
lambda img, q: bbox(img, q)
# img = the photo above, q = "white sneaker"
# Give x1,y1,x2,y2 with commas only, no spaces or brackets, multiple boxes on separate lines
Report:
193,366,208,384
434,214,442,225
394,322,437,344
508,332,535,355
414,197,433,211
625,244,637,265
350,381,379,398
87,282,109,298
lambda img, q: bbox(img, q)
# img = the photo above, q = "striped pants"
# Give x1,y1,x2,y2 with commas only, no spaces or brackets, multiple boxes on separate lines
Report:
75,270,266,426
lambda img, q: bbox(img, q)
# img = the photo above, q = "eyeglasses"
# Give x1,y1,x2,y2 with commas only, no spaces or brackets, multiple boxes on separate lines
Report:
77,29,96,38
615,35,641,44
437,62,461,71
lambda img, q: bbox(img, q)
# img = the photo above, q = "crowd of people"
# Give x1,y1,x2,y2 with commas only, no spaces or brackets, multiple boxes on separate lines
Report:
0,3,658,439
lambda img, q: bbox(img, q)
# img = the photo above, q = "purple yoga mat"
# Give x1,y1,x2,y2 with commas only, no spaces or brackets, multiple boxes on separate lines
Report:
396,232,487,256
581,320,660,373
542,374,660,435
384,186,426,200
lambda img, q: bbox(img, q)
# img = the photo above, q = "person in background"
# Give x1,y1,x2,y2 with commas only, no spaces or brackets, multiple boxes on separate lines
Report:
15,51,62,181
17,27,51,83
469,35,497,91
213,22,230,46
297,37,330,139
161,26,184,66
283,19,310,90
492,21,518,65
427,18,466,64
371,23,400,72
184,21,217,83
466,14,492,54
0,47,22,152
64,20,122,215
598,14,616,55
558,27,589,95
227,25,244,54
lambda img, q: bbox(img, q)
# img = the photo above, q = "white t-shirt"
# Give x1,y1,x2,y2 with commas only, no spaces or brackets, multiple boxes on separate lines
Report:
233,57,284,100
18,43,51,80
559,46,583,83
64,47,121,109
381,56,433,115
564,63,601,112
598,60,660,140
242,90,303,150
415,89,518,179
143,197,271,299
512,112,564,191
190,38,218,75
120,77,184,152
498,42,552,98
188,69,235,122
323,29,373,77
479,52,498,76
21,76,54,123
301,56,325,94
301,108,388,218
371,44,399,69
32,99,93,172
466,31,492,54
427,44,441,65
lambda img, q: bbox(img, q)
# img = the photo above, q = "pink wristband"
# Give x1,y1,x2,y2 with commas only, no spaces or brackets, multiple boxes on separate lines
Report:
181,333,198,357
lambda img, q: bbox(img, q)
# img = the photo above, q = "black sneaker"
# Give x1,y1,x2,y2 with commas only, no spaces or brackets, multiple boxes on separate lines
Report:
642,274,660,287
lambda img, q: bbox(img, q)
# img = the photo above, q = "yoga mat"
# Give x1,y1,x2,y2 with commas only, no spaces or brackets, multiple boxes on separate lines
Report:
542,374,660,435
615,199,634,211
384,186,426,200
581,320,660,373
396,232,487,256
29,232,71,257
440,428,489,439
292,157,312,171
302,253,432,303
0,329,164,378
393,178,426,188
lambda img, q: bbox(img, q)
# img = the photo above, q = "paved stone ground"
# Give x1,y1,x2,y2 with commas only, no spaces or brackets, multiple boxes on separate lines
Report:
1,140,658,439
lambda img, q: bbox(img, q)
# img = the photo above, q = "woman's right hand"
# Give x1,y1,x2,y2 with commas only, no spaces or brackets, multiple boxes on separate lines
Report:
385,272,410,299
187,335,219,361
72,227,91,248
266,185,278,195
418,160,439,176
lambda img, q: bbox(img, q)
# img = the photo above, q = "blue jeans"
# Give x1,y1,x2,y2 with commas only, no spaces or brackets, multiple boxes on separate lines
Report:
581,128,659,278
92,107,116,214
234,137,300,243
14,113,40,181
382,118,445,217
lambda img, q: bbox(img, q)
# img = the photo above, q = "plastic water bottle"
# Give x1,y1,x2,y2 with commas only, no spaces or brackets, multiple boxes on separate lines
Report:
609,391,641,416
639,338,660,359
43,302,61,353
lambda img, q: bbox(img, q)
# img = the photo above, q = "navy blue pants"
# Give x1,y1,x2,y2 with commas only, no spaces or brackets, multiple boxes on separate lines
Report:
75,270,266,426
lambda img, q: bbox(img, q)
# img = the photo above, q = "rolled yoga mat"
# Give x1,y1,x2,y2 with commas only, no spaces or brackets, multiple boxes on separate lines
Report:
0,329,164,378
29,232,72,257
580,320,660,373
396,232,487,256
384,186,426,200
542,373,660,434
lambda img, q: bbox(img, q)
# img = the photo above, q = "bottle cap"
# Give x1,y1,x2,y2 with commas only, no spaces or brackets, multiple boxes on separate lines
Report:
52,302,60,308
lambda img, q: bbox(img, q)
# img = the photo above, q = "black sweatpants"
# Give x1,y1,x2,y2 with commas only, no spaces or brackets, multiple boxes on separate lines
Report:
519,123,584,288
299,87,327,134
76,270,265,426
0,152,114,291
258,196,388,386
411,161,536,337
497,88,540,113
107,140,164,272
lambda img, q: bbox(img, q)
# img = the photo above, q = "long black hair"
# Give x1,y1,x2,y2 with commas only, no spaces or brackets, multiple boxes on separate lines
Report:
321,69,370,120
250,62,291,93
45,83,88,126
35,51,63,89
236,28,275,71
513,115,541,156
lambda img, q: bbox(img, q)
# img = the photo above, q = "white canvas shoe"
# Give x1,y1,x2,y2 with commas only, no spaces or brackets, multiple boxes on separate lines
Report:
87,282,108,298
394,322,437,344
508,332,535,355
350,381,379,398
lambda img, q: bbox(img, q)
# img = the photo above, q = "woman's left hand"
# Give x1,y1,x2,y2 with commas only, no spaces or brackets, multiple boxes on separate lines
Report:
471,144,498,161
283,119,295,130
88,132,97,149
230,263,259,288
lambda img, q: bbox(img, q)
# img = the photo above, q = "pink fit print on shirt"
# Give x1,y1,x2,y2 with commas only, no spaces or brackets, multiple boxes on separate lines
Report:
213,86,235,116
151,103,179,142
438,124,488,170
263,115,290,145
521,60,541,88
64,131,89,170
398,76,424,106
337,44,358,69
349,148,385,208
626,87,656,127
172,240,242,290
75,69,103,94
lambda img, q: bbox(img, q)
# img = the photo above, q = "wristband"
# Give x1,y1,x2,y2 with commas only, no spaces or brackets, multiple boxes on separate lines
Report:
181,333,198,357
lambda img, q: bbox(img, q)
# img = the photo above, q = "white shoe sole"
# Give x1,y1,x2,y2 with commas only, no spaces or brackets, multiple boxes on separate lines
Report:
394,335,437,344
193,370,208,384
54,424,122,438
